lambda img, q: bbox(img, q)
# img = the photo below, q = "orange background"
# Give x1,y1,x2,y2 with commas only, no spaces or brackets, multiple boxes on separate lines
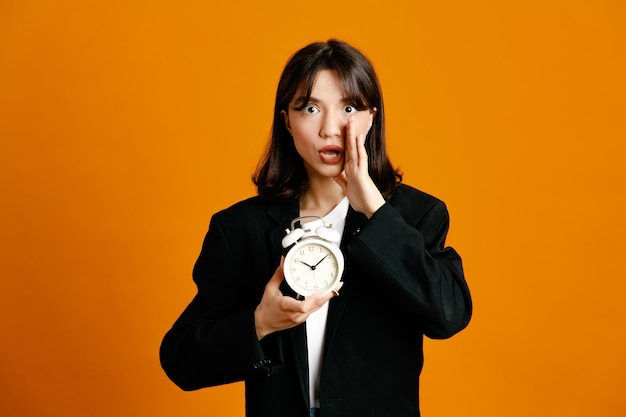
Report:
1,1,625,416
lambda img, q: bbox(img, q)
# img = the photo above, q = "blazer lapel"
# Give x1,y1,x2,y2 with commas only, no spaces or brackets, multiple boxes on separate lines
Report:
266,200,310,404
324,208,368,355
267,201,298,260
267,201,300,297
265,202,369,406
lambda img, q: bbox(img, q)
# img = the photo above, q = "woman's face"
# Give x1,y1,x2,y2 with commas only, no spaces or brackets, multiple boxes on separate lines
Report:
282,70,375,181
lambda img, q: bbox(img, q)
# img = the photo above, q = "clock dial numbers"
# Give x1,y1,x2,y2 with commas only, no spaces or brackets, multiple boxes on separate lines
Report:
284,239,343,296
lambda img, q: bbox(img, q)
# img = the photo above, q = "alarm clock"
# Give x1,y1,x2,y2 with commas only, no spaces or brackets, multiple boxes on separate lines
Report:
281,216,344,297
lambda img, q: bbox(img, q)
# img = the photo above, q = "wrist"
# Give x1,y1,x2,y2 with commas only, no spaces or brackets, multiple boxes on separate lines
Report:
364,196,385,219
254,307,270,340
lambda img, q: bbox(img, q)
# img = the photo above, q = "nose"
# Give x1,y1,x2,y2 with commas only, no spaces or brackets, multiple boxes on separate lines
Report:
319,111,344,139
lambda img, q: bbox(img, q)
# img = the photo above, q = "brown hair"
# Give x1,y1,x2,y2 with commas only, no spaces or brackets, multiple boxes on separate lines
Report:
253,39,402,200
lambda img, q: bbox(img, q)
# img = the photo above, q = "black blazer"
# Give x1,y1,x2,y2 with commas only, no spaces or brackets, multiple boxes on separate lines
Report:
160,184,472,417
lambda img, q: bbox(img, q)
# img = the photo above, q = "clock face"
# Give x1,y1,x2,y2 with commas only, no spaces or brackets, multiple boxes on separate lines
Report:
284,238,343,297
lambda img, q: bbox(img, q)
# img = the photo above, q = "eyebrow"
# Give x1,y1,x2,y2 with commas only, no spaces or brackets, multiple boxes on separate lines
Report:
292,96,350,106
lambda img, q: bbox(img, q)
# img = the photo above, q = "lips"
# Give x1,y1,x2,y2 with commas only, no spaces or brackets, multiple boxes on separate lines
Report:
319,145,344,165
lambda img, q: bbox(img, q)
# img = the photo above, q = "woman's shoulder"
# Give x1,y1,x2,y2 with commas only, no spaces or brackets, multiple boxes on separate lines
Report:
387,183,449,224
212,195,294,223
390,183,445,207
213,195,268,216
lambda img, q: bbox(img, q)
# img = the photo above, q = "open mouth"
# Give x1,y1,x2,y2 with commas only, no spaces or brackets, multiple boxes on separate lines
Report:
319,146,343,164
321,150,341,159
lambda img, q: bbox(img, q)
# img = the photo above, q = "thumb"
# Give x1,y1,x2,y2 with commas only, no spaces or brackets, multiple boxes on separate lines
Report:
267,257,285,289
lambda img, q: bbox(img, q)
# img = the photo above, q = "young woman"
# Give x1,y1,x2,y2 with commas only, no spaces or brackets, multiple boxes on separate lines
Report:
160,39,472,417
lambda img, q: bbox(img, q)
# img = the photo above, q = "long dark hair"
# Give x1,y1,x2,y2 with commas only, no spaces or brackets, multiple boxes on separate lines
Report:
253,39,402,200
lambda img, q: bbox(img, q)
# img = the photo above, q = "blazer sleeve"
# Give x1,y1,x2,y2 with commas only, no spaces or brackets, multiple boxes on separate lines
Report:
159,214,278,391
345,198,472,339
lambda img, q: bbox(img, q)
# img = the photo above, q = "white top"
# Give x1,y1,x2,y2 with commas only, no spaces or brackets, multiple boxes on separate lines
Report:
304,197,349,408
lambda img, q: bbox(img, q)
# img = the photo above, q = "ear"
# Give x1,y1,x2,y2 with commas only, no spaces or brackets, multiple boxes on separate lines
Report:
368,107,377,130
281,110,292,135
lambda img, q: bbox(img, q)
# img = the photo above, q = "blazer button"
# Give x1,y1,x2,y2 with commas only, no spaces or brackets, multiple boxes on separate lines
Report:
253,359,273,376
352,227,361,236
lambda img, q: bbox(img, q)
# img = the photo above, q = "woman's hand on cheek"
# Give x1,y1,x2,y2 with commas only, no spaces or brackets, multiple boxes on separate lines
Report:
333,117,385,218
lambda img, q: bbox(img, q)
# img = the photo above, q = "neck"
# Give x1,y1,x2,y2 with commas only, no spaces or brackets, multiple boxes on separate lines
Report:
300,178,345,218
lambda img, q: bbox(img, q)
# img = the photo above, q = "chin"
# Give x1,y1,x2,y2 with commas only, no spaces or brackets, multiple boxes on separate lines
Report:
305,161,344,179
322,165,344,178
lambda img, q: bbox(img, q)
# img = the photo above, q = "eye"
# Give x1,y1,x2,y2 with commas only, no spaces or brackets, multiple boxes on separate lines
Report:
302,105,319,114
343,105,356,114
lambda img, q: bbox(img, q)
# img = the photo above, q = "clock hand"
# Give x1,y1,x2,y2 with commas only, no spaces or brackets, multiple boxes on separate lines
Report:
312,254,329,269
298,260,315,270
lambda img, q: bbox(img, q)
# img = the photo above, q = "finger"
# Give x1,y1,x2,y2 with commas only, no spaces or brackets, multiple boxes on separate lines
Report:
356,132,368,167
266,257,285,289
279,295,308,313
301,292,333,312
330,281,345,297
346,117,358,164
